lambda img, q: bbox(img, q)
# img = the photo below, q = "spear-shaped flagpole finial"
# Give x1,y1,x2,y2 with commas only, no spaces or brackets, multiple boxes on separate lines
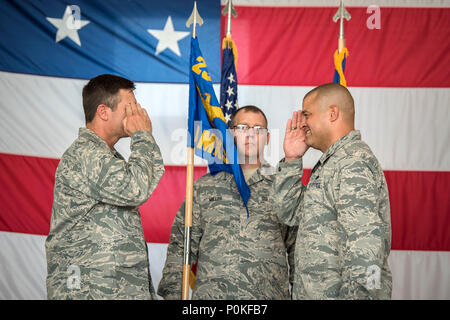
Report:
333,0,351,39
186,1,204,38
333,0,351,52
222,0,237,36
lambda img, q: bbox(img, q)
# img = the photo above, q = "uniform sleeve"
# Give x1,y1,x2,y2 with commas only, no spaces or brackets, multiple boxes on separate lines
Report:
82,130,164,207
283,225,298,286
157,184,203,300
271,158,305,227
335,160,389,299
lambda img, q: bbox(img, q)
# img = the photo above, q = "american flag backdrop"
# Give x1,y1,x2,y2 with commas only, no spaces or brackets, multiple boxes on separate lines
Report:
0,0,449,299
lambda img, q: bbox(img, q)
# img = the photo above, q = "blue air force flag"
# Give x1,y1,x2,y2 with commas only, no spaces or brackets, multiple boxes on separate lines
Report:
188,37,250,211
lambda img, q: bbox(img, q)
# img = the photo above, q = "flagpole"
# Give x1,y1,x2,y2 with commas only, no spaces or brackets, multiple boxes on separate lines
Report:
222,0,237,38
333,0,351,86
183,1,203,300
182,145,194,300
221,0,238,70
333,0,351,53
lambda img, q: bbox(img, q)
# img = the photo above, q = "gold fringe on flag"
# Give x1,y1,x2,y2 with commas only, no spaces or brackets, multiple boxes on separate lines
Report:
334,47,349,87
222,35,238,68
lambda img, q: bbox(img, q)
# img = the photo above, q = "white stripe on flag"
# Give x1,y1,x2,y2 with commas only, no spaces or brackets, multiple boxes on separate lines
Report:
1,71,449,171
1,231,449,300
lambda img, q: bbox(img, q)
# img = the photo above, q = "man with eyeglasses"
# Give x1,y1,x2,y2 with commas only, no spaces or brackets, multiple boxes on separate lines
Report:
158,105,297,300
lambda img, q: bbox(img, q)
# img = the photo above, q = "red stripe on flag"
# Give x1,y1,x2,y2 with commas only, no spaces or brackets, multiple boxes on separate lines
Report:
227,6,450,87
1,153,449,250
301,169,450,251
384,170,450,251
0,153,208,243
0,153,55,235
140,165,206,243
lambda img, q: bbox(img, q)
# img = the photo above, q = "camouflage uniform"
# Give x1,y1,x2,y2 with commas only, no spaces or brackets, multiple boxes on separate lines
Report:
157,163,297,300
45,128,164,299
272,130,392,299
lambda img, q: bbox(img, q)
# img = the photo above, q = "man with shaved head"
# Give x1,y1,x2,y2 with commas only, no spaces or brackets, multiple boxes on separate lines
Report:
272,83,392,299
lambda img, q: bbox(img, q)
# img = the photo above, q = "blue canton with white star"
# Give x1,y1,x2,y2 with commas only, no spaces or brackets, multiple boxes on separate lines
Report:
0,0,220,82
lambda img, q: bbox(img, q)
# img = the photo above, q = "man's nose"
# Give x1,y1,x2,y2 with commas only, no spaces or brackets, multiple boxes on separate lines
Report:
246,128,257,137
300,116,307,129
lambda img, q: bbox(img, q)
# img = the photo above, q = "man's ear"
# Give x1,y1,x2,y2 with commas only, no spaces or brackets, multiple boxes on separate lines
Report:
96,104,109,121
329,104,339,122
265,131,270,145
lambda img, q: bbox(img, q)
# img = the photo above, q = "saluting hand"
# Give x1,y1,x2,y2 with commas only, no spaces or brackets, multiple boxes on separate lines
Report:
283,110,309,162
123,103,152,136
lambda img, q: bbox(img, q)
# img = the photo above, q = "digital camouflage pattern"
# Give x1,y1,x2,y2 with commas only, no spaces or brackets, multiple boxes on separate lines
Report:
46,128,164,300
272,130,392,299
157,163,297,300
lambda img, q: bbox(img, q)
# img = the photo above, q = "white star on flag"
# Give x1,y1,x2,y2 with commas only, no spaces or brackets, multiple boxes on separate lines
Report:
224,113,232,124
225,100,233,110
226,86,235,96
147,16,189,56
227,73,235,83
46,6,90,47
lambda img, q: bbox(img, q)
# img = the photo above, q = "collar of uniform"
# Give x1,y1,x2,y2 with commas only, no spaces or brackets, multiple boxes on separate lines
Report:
319,130,361,165
247,162,275,186
78,127,117,156
217,161,274,186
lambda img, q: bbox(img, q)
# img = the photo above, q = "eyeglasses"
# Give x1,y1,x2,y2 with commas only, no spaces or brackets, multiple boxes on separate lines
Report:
231,124,268,135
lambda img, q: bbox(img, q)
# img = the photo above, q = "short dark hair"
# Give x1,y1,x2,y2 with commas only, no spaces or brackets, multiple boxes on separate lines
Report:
305,82,347,98
303,82,355,122
82,74,135,123
230,105,268,128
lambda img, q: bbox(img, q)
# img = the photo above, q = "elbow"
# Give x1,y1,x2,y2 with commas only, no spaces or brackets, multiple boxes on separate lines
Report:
123,180,151,207
133,186,151,206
